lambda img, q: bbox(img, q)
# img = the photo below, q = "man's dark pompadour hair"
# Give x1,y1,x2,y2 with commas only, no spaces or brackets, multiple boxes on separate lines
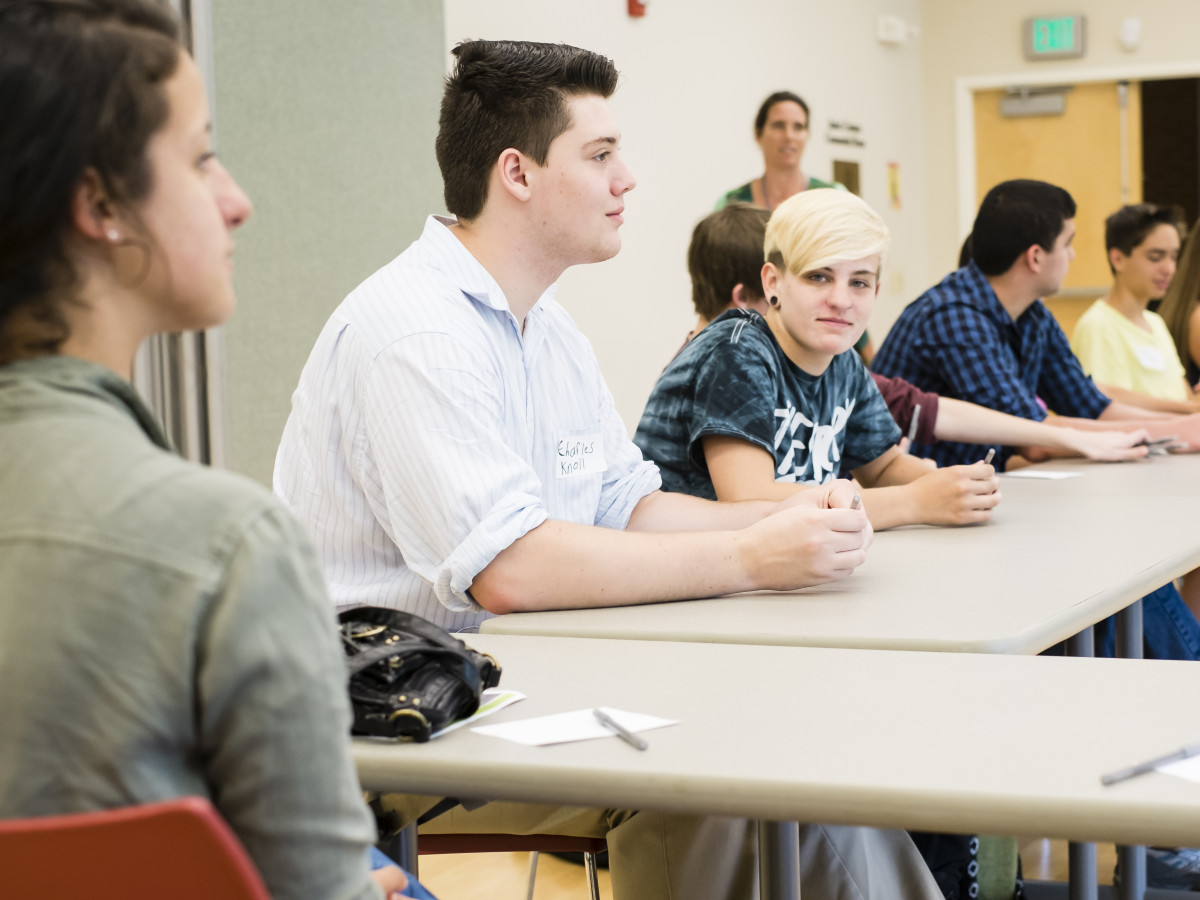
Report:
437,40,619,221
971,179,1076,277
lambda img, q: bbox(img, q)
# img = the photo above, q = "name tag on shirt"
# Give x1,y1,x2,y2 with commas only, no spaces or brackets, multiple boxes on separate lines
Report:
556,434,607,479
1135,345,1167,372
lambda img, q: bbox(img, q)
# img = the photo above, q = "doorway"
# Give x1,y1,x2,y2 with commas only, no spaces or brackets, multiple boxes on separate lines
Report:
970,74,1200,339
1141,77,1200,229
973,80,1141,336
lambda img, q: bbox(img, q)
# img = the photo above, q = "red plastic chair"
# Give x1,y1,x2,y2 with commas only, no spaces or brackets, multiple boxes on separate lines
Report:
0,796,271,900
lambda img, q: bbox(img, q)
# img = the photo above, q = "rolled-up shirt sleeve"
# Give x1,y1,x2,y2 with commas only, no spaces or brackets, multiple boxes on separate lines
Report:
593,373,661,530
358,331,549,613
871,373,940,445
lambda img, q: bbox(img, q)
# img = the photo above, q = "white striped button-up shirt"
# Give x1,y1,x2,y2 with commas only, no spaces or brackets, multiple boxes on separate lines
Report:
274,216,661,631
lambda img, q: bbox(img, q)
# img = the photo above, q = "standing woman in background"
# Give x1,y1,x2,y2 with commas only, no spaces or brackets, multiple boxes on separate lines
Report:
717,91,872,360
716,91,844,211
1158,218,1200,387
0,1,419,897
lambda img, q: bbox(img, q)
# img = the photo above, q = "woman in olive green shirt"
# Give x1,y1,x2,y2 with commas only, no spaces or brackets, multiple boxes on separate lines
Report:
0,2,410,898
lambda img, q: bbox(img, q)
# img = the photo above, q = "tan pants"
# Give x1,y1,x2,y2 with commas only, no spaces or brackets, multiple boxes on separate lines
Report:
380,794,942,900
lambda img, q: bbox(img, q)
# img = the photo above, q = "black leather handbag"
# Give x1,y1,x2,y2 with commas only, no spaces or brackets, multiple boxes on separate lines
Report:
339,606,501,743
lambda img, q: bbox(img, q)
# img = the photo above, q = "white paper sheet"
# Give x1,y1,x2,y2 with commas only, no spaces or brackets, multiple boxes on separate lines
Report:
1002,470,1081,480
1157,754,1200,783
471,706,678,747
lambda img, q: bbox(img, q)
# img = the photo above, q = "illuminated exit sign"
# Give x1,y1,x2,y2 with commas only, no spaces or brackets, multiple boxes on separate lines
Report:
1023,15,1086,60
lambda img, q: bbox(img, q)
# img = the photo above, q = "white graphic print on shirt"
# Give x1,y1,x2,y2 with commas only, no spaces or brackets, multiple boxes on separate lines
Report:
774,398,856,484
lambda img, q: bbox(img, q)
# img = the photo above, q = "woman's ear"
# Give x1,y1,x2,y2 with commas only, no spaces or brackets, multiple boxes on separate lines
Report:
70,168,121,244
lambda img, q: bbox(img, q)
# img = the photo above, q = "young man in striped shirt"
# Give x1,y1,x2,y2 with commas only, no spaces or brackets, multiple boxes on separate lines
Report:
276,39,939,900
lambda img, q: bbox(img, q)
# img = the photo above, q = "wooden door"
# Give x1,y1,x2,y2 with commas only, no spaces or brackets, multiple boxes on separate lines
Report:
973,81,1143,337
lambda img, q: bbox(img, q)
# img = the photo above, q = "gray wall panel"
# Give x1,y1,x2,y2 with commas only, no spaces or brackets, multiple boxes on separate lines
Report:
211,0,444,485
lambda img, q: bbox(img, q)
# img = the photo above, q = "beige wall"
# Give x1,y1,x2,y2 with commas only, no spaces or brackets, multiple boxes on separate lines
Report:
921,0,1200,296
445,0,928,433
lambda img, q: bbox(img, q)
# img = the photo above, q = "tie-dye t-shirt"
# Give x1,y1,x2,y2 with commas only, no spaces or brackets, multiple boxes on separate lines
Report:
635,309,900,499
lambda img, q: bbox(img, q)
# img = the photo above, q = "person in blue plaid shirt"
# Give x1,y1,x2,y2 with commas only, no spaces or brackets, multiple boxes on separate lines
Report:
874,179,1200,667
873,179,1165,472
874,178,1200,890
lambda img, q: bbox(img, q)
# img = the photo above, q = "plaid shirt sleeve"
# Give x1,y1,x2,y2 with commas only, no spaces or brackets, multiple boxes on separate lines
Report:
1034,312,1112,419
924,300,1048,422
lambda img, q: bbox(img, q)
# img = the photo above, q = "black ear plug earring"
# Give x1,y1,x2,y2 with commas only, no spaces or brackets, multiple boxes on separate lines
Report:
768,296,779,307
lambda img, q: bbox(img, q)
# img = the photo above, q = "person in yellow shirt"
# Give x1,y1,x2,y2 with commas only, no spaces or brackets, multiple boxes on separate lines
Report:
1071,204,1200,412
1072,204,1200,617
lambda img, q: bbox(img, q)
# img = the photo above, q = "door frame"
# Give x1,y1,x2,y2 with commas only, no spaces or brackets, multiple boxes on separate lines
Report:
955,60,1200,241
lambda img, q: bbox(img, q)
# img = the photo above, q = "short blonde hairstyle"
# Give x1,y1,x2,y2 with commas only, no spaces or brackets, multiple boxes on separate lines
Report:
764,188,890,277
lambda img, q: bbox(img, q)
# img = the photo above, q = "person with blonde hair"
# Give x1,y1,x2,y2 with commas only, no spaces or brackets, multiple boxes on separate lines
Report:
670,206,1150,466
636,189,1001,529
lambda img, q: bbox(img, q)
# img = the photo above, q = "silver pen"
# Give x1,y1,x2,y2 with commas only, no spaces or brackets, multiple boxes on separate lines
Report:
593,708,648,751
983,448,996,466
1101,742,1200,786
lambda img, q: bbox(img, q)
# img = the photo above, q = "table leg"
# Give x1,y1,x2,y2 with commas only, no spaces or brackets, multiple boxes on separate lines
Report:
1116,600,1147,900
1069,842,1098,900
1067,626,1094,658
1116,845,1147,900
1116,600,1143,659
1067,626,1097,900
383,822,419,877
758,820,800,900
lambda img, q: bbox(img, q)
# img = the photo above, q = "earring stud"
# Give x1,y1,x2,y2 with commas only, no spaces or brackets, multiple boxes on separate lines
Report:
106,229,119,242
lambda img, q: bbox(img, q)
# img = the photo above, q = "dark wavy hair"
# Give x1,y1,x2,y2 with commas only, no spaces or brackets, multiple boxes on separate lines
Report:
754,91,810,138
436,40,619,221
1104,203,1183,274
971,179,1076,277
0,0,180,363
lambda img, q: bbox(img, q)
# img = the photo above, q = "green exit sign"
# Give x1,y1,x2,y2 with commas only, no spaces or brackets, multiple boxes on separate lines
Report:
1023,15,1087,60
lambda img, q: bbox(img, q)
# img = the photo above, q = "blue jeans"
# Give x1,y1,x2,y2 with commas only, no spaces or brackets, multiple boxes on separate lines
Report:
369,845,438,899
1095,583,1200,660
1047,583,1200,660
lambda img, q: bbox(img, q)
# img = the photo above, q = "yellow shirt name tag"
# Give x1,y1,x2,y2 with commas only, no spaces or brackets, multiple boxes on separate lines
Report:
556,434,607,479
1135,345,1167,372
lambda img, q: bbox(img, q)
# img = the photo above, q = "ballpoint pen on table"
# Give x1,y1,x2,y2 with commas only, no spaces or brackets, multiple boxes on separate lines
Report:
1100,742,1200,786
1137,435,1178,448
593,708,648,751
